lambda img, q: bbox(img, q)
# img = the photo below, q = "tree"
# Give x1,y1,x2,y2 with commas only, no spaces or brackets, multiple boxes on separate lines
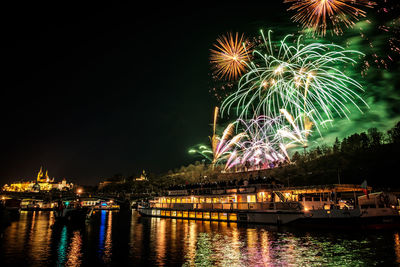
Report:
360,132,370,150
291,151,301,162
333,137,341,153
388,121,400,144
368,128,383,147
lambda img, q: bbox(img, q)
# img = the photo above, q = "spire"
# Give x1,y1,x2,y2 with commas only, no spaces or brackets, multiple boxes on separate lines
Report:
37,167,43,182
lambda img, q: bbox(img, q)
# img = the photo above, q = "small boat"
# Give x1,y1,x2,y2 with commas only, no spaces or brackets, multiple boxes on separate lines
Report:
94,200,120,210
53,200,88,225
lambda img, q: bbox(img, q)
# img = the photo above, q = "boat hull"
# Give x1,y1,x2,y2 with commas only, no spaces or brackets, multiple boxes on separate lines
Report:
138,207,400,229
138,207,303,225
293,215,400,229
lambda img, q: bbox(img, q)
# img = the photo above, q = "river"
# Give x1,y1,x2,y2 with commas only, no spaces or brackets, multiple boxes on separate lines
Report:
0,210,399,266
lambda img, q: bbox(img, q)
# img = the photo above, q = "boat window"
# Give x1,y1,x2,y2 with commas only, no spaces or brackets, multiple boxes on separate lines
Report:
229,213,237,221
220,213,227,220
247,195,256,203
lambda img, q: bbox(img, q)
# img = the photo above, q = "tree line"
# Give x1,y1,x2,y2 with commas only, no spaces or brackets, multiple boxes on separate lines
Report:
99,121,400,195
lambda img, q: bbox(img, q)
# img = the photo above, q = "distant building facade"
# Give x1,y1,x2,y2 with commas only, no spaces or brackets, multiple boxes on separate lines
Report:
2,167,74,192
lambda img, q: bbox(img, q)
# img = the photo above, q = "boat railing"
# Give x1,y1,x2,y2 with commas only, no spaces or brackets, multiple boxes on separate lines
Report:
167,183,284,196
150,201,302,211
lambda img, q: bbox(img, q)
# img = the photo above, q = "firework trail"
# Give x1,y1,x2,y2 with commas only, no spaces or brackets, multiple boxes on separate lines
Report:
212,123,246,166
208,107,246,166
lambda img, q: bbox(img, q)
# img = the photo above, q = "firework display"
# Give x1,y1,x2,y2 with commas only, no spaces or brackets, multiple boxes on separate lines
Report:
221,30,367,135
189,0,398,173
284,0,376,36
191,29,369,172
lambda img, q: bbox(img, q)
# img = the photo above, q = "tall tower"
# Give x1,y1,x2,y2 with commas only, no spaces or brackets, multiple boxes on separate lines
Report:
37,167,44,182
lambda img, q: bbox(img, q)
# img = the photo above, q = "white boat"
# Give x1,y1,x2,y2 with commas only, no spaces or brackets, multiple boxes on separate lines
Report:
138,183,400,229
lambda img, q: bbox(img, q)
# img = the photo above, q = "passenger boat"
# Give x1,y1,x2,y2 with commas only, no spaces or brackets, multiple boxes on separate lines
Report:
138,182,400,228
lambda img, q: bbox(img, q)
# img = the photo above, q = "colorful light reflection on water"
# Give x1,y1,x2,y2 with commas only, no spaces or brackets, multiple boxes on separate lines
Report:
0,210,399,266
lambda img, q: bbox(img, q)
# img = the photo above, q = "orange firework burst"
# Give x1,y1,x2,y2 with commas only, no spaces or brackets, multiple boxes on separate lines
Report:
210,32,251,81
284,0,376,36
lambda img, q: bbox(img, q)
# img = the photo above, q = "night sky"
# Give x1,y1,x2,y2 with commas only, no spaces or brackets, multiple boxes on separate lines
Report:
2,3,399,185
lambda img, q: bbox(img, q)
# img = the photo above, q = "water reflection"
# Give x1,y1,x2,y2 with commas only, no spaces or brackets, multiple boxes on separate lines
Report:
1,210,400,266
66,230,82,267
57,226,68,266
394,232,400,263
99,210,106,253
154,218,167,265
98,210,113,263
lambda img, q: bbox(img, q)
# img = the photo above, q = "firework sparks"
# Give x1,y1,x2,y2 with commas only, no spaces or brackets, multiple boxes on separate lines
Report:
210,32,252,81
354,0,400,74
284,0,376,36
278,109,314,150
225,116,289,171
188,144,213,162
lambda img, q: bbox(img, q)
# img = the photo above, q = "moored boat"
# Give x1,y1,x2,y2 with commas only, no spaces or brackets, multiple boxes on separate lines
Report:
138,182,400,228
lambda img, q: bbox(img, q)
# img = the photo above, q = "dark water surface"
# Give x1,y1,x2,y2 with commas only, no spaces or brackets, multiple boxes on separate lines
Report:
1,210,400,266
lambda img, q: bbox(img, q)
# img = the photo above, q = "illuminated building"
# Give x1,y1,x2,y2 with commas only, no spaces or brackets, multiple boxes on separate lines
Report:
135,170,148,181
2,167,74,192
